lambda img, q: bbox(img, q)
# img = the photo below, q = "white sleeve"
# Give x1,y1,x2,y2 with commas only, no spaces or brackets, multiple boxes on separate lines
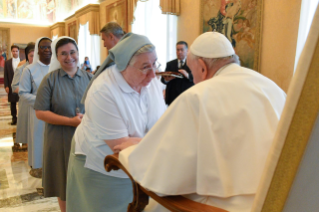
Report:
86,89,128,140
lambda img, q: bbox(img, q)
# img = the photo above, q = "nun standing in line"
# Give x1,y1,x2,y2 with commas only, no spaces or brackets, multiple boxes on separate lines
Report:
11,42,35,149
66,33,166,212
19,37,52,177
34,36,92,212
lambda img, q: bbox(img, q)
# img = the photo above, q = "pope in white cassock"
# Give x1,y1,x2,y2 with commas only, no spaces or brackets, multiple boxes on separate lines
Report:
115,32,287,212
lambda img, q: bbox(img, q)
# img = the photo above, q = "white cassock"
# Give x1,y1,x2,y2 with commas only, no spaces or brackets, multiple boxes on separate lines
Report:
120,63,287,212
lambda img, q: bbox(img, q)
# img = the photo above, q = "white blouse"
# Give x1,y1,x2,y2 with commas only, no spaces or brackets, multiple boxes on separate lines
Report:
74,64,166,178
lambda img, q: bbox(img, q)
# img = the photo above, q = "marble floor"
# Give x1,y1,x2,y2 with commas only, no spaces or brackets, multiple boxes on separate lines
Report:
0,86,60,212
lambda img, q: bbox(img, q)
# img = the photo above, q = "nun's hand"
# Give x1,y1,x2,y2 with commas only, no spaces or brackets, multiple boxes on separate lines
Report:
70,113,83,127
113,140,140,153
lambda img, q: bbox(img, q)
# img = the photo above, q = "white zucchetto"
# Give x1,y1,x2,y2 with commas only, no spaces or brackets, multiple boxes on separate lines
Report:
190,32,235,58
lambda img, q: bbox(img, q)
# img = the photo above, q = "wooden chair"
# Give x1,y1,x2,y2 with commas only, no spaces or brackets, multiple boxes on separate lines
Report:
105,6,319,212
104,153,228,212
251,5,319,212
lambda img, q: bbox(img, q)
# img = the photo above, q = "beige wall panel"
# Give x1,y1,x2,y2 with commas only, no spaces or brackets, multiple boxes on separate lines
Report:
260,0,302,92
65,15,78,39
0,23,51,44
50,22,65,38
177,0,200,45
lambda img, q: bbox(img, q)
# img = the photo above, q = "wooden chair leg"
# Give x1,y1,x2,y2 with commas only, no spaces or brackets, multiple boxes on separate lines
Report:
127,183,149,212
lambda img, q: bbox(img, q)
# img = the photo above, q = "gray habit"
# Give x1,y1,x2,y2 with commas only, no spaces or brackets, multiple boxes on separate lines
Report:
13,62,29,144
34,68,92,201
19,61,49,168
12,61,29,92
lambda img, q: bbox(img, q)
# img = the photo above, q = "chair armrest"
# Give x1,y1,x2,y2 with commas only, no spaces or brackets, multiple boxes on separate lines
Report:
105,154,149,211
104,154,228,212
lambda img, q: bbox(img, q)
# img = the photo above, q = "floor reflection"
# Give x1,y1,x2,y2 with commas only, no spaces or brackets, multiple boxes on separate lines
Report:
0,88,59,211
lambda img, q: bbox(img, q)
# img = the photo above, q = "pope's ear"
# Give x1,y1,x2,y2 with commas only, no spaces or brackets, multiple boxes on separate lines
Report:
198,58,208,81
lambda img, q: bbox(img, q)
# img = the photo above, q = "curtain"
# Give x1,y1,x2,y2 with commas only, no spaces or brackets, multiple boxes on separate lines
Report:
52,35,58,41
75,4,100,35
160,0,181,15
51,28,60,39
294,0,319,71
77,11,100,35
129,0,140,25
132,0,177,71
78,22,100,72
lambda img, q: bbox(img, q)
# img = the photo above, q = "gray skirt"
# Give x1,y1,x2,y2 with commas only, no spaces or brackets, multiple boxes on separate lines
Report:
66,137,133,212
16,99,29,144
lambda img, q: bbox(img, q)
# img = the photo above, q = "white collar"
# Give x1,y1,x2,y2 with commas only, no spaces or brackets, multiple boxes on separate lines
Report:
12,57,20,62
213,63,236,77
38,60,50,67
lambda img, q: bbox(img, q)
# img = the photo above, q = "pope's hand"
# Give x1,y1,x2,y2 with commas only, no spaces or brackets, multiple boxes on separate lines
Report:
113,140,140,153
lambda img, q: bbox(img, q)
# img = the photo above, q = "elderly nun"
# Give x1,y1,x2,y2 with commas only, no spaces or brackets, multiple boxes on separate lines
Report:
19,37,52,177
66,33,167,212
34,36,92,212
11,42,35,149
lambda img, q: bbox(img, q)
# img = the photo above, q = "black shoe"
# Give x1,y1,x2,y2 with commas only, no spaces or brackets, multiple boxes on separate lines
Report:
11,118,17,125
22,143,28,151
36,187,44,196
30,168,42,178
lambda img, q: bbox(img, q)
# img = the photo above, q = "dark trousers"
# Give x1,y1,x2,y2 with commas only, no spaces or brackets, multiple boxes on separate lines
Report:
10,102,17,119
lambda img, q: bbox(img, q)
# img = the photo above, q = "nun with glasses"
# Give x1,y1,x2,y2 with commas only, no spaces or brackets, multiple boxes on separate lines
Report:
11,42,35,149
66,33,167,212
19,37,52,177
34,36,92,212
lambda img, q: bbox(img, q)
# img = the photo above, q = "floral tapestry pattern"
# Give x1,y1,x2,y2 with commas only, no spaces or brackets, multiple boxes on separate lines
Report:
201,0,262,71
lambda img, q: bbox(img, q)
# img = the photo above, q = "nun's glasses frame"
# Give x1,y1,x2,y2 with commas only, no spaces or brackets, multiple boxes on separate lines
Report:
58,50,78,58
130,61,161,74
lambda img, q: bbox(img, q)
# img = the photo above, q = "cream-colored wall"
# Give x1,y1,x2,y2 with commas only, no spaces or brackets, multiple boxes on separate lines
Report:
65,16,78,40
0,22,51,45
177,0,302,92
177,0,200,46
260,0,302,92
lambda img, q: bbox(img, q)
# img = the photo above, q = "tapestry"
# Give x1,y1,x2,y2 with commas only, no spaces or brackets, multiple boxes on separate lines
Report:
201,0,262,71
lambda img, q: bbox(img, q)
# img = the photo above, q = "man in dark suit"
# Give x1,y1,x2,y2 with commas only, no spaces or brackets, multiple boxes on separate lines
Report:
161,41,194,105
100,22,125,51
4,45,20,125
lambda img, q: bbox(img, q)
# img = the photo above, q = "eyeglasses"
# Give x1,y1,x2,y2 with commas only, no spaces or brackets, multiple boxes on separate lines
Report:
58,50,78,58
39,46,51,50
131,61,161,74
